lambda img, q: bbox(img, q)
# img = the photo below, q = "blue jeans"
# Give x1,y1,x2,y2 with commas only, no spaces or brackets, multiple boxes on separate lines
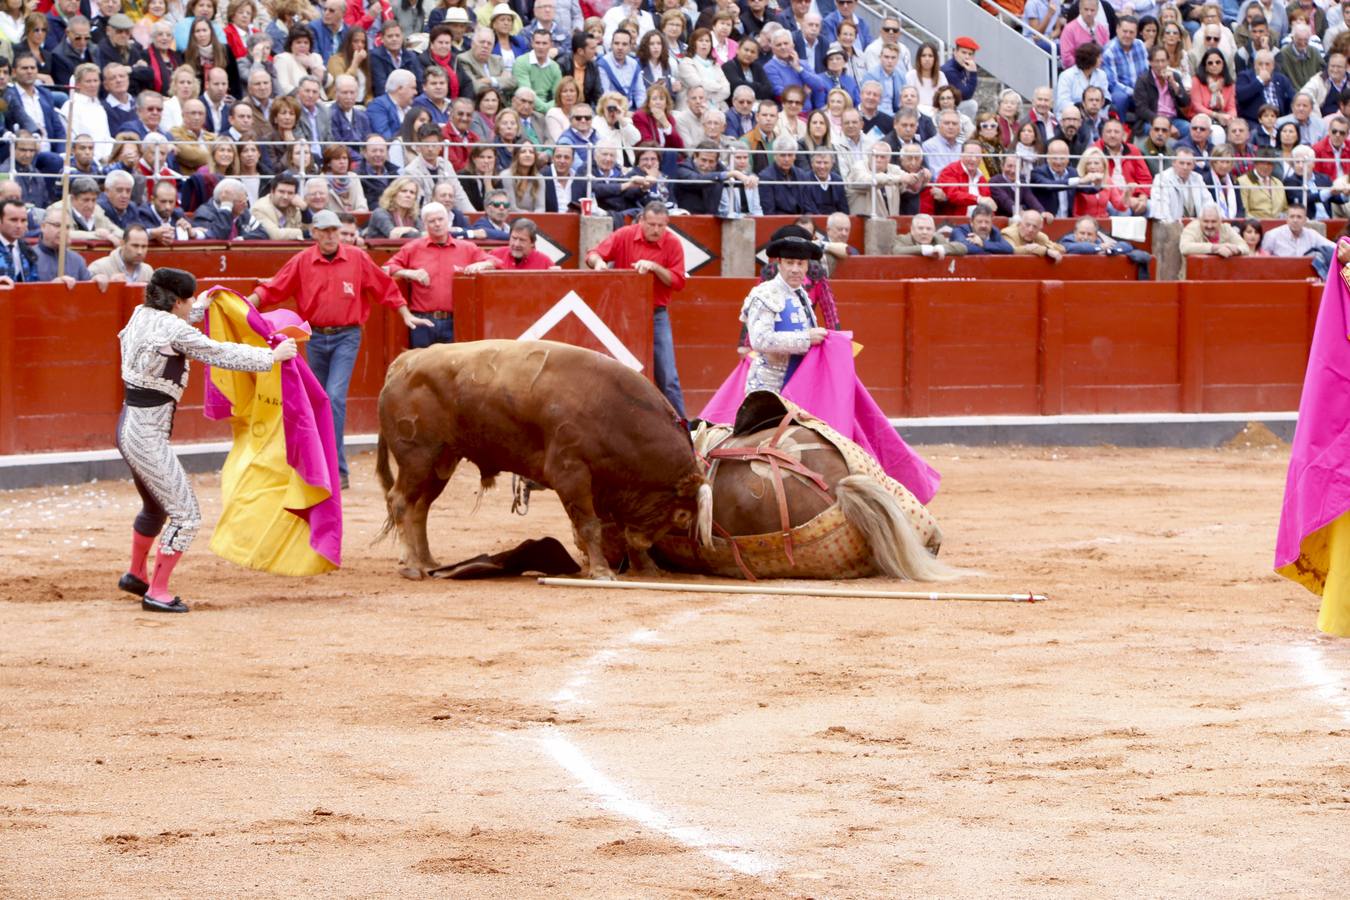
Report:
1311,245,1335,281
307,326,363,478
409,314,454,347
652,307,685,419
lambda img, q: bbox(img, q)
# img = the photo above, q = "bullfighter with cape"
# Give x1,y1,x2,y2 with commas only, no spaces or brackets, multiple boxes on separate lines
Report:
1277,238,1350,636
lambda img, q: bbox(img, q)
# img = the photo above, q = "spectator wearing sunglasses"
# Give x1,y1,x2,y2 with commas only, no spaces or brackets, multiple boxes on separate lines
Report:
468,189,513,241
1312,116,1350,181
1187,23,1236,78
862,17,908,74
50,14,93,90
557,102,599,170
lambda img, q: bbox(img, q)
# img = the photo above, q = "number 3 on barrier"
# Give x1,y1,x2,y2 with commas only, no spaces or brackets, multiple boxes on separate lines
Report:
219,255,227,273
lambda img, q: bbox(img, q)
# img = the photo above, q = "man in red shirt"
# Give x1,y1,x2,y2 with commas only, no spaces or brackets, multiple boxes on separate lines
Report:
246,210,431,487
385,201,496,347
489,219,555,270
584,200,688,417
931,141,991,216
442,98,479,171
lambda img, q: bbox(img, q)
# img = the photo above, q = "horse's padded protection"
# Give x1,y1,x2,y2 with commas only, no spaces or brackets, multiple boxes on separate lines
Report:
657,395,942,579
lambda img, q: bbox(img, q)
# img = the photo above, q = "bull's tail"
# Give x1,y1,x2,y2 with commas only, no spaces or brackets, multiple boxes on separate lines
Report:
696,482,713,548
835,475,972,582
375,431,396,542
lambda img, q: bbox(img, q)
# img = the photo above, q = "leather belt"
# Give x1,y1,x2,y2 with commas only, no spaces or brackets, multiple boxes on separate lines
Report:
425,310,453,320
312,325,359,334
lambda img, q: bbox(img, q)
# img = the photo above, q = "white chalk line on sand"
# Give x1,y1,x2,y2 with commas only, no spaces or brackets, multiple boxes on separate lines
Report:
1289,642,1350,725
537,600,776,878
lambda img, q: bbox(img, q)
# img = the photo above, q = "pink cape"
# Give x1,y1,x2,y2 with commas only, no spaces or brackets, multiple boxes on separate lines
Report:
699,331,941,504
202,304,344,568
1276,246,1350,571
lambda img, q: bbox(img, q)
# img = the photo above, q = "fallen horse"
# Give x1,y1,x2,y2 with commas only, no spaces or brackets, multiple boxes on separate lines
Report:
655,392,959,581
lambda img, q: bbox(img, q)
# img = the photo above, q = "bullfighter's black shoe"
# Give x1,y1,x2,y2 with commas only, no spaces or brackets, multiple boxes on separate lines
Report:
118,573,150,596
141,596,190,613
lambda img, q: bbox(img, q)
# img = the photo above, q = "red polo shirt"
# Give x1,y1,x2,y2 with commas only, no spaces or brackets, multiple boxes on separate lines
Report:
255,243,405,327
489,246,552,270
385,236,491,313
441,124,478,172
590,222,687,309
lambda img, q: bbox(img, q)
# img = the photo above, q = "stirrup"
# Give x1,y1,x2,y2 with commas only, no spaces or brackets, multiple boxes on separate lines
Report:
511,475,531,516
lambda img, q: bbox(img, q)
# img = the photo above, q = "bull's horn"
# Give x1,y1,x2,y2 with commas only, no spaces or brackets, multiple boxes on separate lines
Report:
696,483,713,548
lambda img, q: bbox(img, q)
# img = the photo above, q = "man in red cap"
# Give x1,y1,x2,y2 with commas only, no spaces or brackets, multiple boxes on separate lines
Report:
942,36,980,119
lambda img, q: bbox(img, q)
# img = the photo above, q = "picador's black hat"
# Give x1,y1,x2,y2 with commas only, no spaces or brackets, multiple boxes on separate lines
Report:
150,268,197,300
765,224,823,261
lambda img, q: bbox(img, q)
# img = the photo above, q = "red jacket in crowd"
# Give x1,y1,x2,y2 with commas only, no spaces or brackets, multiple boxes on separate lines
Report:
931,161,990,216
1312,136,1350,180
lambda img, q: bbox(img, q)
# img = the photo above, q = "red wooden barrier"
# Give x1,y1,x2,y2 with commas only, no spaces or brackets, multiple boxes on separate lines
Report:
833,254,1143,280
1185,256,1319,281
0,276,1326,455
666,216,724,277
68,210,581,272
908,280,1042,415
454,271,655,374
1179,281,1316,412
671,278,907,415
752,215,866,255
1040,281,1182,414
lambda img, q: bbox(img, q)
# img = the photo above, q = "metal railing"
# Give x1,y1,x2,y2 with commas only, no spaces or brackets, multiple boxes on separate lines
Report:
878,0,1058,101
14,133,1349,231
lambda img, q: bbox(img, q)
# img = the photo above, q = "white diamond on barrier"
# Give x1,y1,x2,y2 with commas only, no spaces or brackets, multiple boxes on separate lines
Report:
535,231,569,265
669,226,711,273
518,291,644,372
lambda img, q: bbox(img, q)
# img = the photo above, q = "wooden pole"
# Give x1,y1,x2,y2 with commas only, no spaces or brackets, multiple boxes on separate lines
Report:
537,577,1048,603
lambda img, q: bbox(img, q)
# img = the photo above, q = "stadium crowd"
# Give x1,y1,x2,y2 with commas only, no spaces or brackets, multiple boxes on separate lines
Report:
0,0,1348,282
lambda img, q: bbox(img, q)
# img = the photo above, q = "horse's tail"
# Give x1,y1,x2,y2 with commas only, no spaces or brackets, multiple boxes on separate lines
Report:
835,475,970,582
696,482,713,548
374,431,396,542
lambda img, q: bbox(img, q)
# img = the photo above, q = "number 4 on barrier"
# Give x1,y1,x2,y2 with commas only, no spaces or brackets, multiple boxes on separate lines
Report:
517,290,644,372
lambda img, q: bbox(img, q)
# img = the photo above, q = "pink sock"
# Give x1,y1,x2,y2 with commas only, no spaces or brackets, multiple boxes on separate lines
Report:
147,549,182,602
129,531,155,581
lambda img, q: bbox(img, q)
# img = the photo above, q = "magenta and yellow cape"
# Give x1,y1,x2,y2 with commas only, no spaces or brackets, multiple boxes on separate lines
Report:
1276,240,1350,635
202,288,343,576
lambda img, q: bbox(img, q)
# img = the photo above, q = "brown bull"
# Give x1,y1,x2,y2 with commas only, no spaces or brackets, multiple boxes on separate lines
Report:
375,339,713,579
